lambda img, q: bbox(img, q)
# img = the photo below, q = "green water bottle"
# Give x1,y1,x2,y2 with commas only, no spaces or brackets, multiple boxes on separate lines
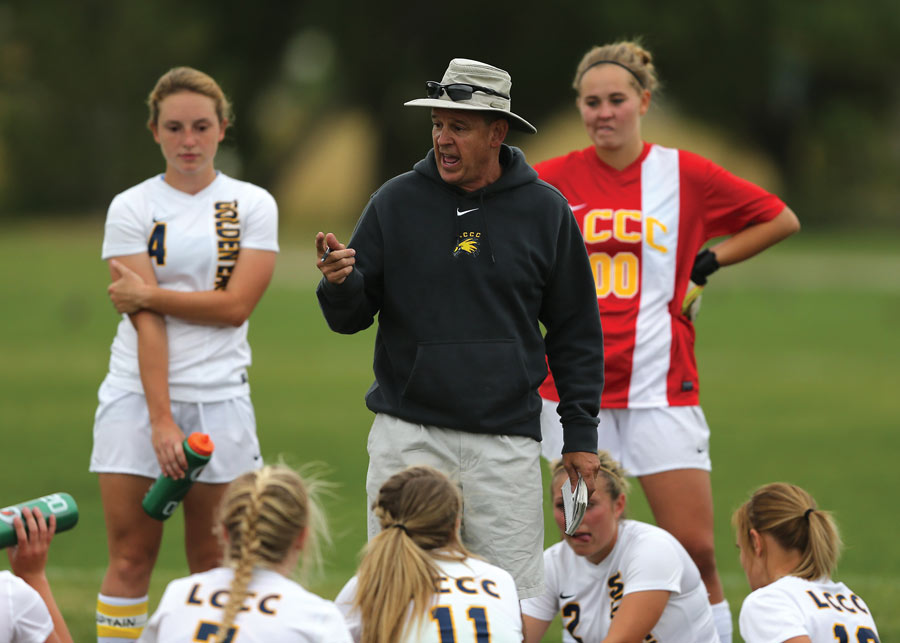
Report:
0,492,79,549
142,433,215,521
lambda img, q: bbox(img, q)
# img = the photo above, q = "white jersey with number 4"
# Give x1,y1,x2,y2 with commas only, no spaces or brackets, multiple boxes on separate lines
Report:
101,172,279,402
521,520,717,643
139,566,351,643
336,556,522,642
740,575,880,643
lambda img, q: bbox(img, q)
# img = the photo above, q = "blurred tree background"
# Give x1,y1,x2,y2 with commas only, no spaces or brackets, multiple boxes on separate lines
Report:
1,0,899,228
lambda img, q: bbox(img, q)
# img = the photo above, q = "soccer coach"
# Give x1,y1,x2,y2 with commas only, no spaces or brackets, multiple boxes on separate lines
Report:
314,58,603,599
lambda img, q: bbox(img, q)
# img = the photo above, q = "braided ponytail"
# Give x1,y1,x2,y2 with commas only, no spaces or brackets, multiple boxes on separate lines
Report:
216,469,269,639
212,465,328,641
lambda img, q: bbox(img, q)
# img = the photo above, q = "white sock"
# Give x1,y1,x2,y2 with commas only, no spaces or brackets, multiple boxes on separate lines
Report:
97,593,148,642
711,599,732,643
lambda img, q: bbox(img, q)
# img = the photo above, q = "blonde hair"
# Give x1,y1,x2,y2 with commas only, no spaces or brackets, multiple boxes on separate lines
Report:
214,465,328,640
572,40,660,95
146,66,233,129
354,466,469,643
732,482,842,581
550,450,629,505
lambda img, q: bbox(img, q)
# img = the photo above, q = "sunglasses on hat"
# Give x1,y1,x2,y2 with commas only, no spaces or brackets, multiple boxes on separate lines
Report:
425,81,509,102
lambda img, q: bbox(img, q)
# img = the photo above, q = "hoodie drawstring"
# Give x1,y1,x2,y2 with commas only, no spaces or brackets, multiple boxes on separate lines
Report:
478,192,496,264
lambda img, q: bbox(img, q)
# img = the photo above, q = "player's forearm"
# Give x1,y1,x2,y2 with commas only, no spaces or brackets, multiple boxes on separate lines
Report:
20,575,73,643
710,206,800,267
602,591,669,643
133,311,174,424
136,250,275,326
141,287,252,327
522,615,552,643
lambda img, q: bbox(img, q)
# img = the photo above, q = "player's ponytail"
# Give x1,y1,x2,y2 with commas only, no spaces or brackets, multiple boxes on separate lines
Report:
354,466,469,643
732,482,842,581
215,465,328,642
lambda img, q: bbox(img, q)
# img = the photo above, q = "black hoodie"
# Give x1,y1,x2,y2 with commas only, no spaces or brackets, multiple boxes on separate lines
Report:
317,145,603,452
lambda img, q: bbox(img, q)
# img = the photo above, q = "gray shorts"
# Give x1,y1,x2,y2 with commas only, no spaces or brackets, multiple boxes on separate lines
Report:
366,413,544,599
90,379,263,483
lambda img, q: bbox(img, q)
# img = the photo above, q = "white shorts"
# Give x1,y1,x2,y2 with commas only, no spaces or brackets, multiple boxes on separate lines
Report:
90,379,263,483
539,399,711,476
366,413,545,599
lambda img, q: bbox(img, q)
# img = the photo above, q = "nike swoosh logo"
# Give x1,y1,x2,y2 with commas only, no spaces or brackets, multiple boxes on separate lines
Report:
569,203,587,211
560,593,575,600
456,208,479,217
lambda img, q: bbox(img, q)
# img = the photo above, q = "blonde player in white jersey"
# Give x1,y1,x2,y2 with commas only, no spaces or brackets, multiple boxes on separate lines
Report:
522,453,718,643
336,466,522,643
91,67,279,642
0,507,73,643
139,465,351,642
733,482,880,643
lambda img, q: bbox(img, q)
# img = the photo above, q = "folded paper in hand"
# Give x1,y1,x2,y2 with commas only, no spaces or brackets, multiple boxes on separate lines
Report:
561,473,588,536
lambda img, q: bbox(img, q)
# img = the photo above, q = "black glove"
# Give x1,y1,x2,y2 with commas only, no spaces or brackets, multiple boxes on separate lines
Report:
682,249,720,321
690,248,720,286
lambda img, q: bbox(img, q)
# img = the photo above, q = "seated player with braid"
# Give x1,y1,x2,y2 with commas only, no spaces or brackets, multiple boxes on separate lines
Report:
336,466,523,643
522,453,718,642
138,465,351,642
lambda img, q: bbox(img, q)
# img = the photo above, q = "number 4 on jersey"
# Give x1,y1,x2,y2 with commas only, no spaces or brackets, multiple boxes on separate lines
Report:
148,222,167,265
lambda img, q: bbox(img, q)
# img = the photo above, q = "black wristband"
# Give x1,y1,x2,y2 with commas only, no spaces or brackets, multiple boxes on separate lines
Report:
690,249,720,286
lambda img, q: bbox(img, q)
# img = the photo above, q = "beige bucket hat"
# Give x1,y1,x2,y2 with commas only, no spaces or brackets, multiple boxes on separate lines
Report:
404,58,536,134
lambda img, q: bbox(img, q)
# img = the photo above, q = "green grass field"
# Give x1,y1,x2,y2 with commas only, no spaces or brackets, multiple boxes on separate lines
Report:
1,220,898,641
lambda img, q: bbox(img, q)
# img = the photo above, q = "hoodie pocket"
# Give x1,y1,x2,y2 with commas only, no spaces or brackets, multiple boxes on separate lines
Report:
401,339,530,428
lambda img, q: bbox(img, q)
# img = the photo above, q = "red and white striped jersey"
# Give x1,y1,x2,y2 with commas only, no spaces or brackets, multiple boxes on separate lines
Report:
537,143,784,408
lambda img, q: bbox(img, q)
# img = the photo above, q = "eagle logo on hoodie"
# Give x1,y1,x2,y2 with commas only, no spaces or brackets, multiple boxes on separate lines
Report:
453,232,481,257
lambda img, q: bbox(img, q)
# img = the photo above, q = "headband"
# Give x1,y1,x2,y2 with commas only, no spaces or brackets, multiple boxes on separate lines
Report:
578,60,645,89
597,463,625,487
